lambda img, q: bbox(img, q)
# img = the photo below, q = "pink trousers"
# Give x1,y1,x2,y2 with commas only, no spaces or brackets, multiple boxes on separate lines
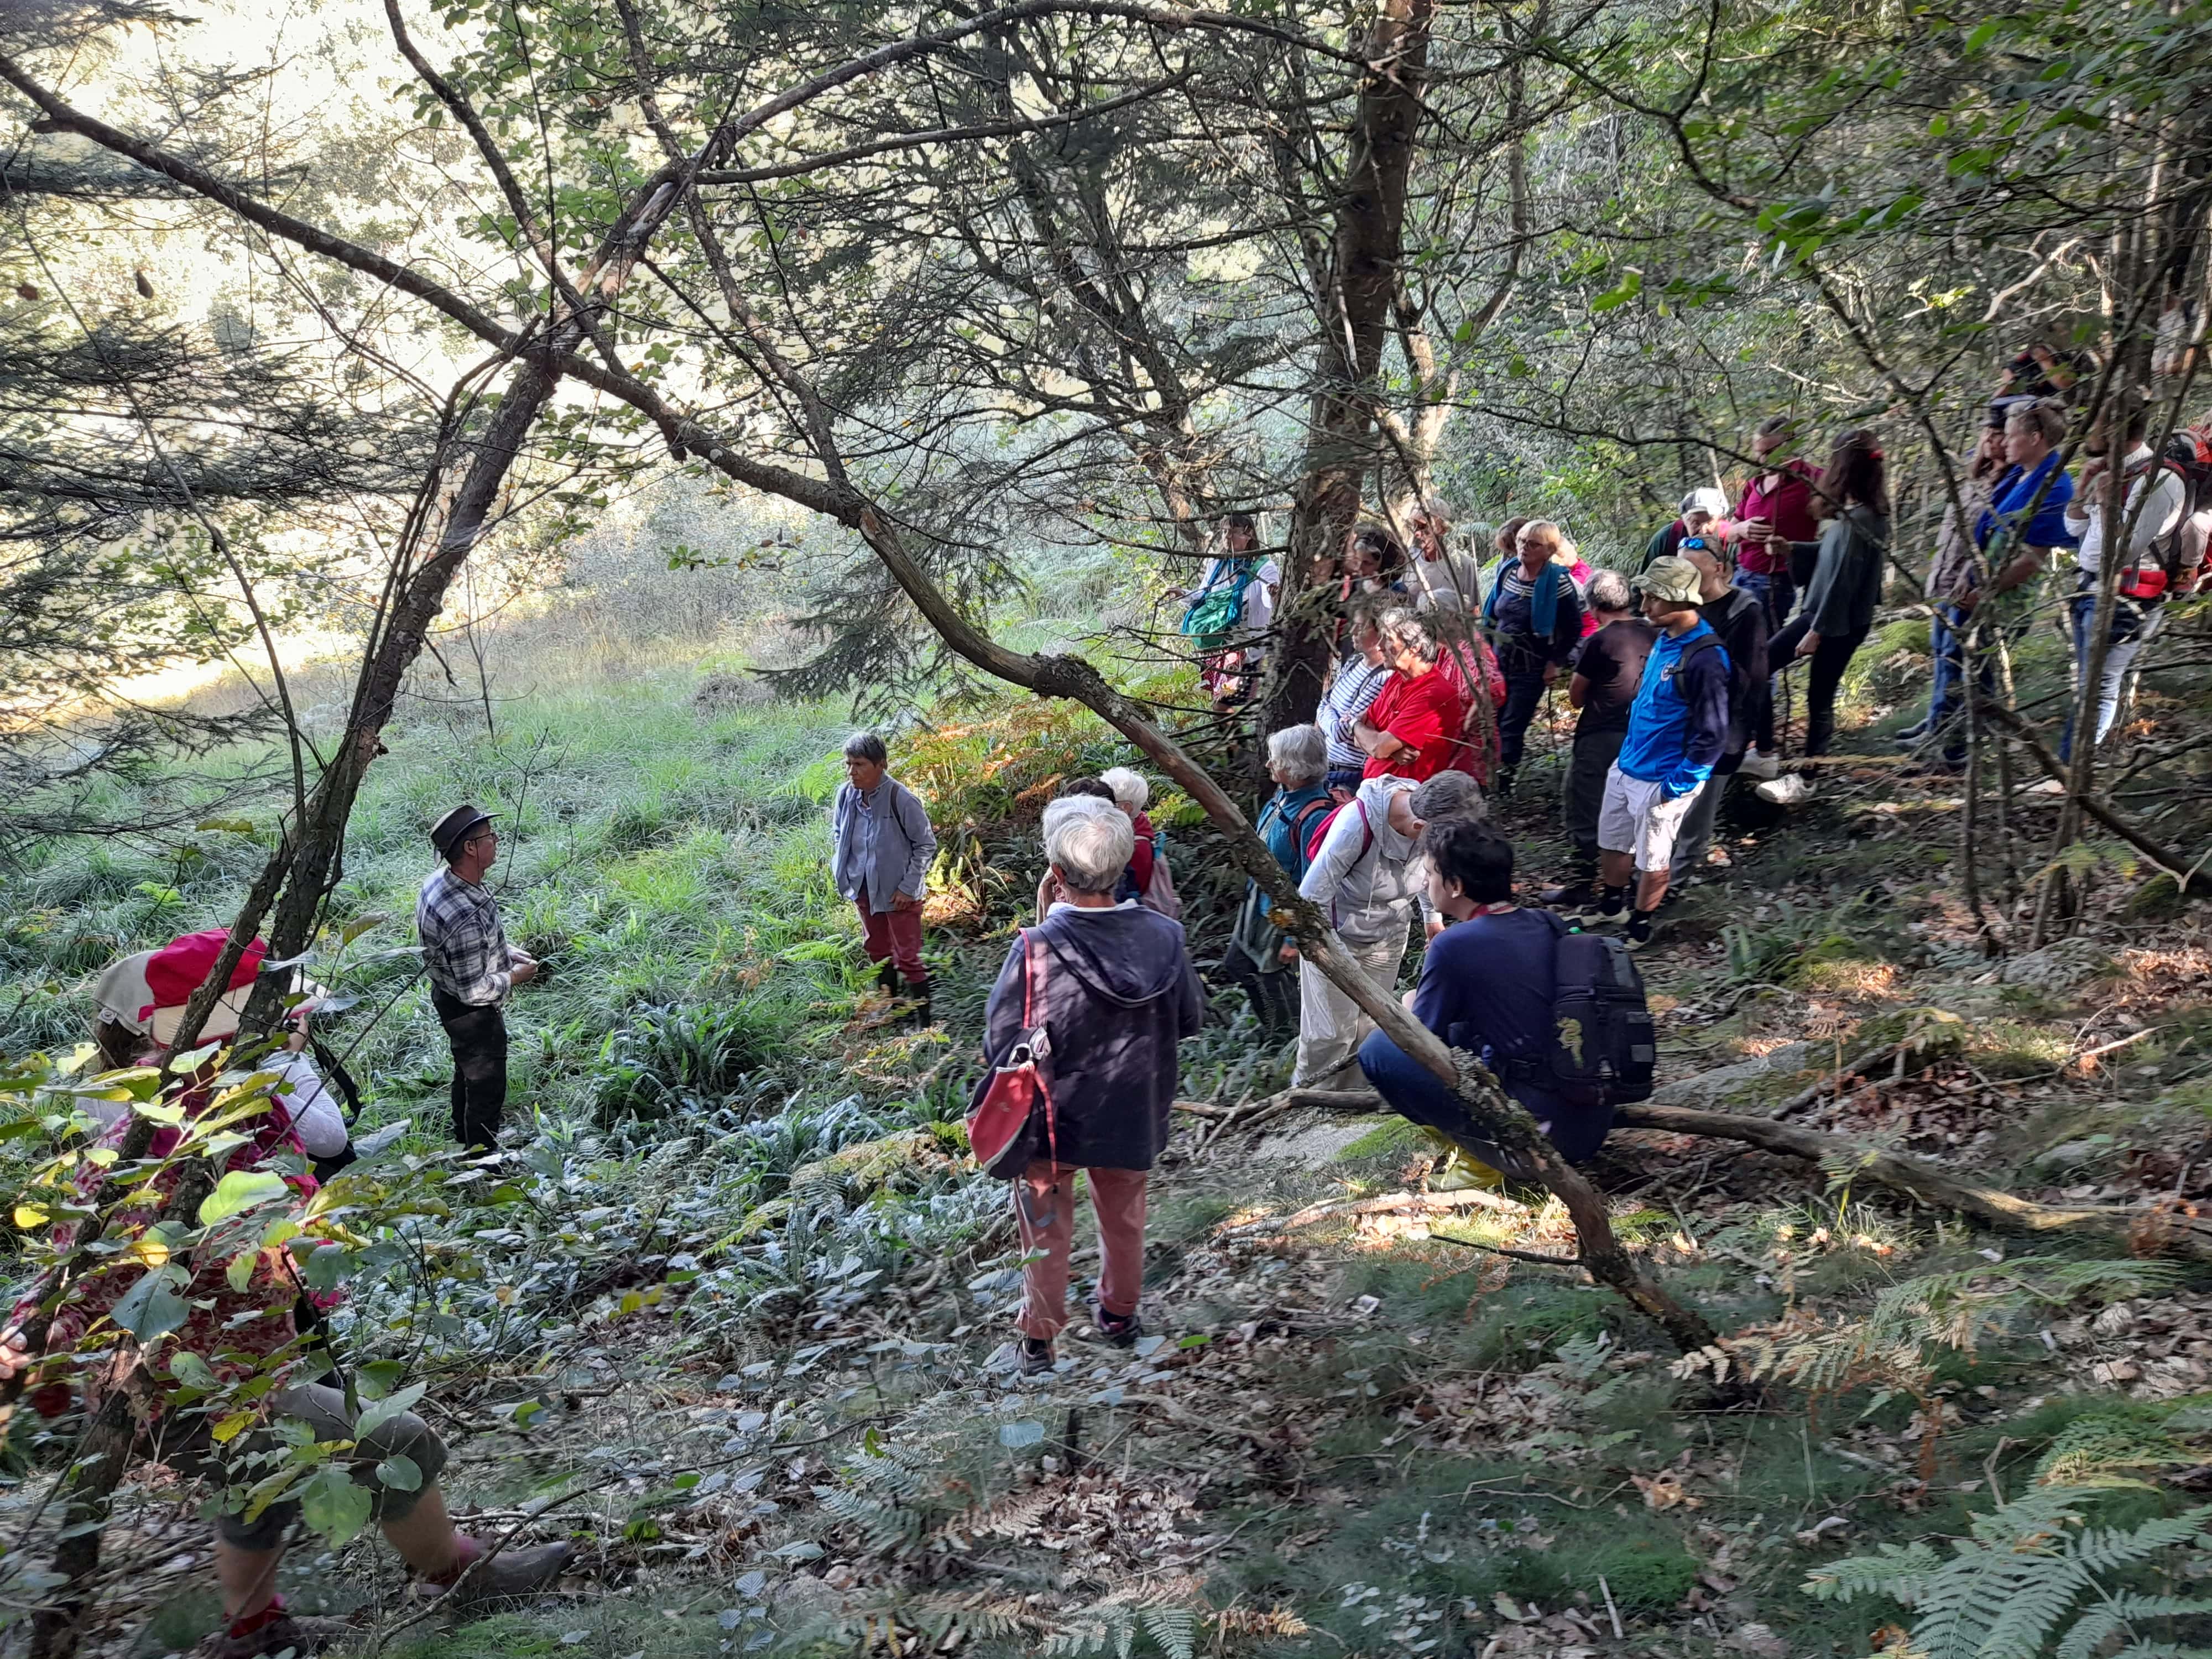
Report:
856,900,926,983
1013,1161,1149,1339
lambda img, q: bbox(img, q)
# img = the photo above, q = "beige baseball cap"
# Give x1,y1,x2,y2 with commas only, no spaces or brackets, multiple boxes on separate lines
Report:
1634,556,1703,607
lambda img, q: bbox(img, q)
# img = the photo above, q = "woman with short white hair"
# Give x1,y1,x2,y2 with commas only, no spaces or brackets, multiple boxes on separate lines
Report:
1222,724,1333,1033
978,794,1204,1378
1096,765,1167,908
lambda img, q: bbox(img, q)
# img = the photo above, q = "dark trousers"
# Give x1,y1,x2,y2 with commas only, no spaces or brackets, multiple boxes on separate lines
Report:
1766,617,1870,756
432,987,508,1149
1498,667,1548,775
1564,726,1626,870
1357,1030,1611,1173
1737,569,1795,750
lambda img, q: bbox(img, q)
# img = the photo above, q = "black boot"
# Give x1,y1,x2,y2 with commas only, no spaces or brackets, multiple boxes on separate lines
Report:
901,978,933,1026
1494,765,1517,800
875,960,899,997
1541,867,1597,909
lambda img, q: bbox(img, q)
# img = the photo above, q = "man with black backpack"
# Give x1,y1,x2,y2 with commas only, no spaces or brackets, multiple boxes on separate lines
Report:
1357,820,1652,1189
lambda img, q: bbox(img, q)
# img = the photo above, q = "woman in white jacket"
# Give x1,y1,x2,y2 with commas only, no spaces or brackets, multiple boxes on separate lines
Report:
1291,770,1481,1088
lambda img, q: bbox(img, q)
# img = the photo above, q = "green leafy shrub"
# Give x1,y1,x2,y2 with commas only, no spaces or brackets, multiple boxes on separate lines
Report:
587,998,798,1121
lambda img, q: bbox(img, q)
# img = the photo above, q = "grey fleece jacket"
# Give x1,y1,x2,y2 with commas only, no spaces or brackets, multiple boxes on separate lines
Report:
1297,776,1427,945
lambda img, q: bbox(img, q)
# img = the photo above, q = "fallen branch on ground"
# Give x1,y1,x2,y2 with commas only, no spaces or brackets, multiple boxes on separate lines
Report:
1176,1087,1381,1120
1615,1101,2212,1259
1224,1186,1530,1239
1428,1230,1581,1267
1770,1015,1964,1121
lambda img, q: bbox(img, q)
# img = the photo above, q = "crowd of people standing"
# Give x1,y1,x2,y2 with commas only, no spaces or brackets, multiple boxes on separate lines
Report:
34,374,2210,1637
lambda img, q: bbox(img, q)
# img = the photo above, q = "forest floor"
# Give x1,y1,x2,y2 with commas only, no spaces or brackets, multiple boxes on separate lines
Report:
6,632,2212,1659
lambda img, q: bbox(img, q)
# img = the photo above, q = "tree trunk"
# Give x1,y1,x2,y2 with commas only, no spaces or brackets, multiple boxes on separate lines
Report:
1264,0,1437,732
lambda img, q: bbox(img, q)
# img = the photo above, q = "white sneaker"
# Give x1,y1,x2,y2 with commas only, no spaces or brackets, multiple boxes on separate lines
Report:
2022,776,2068,797
1737,749,1780,781
1756,773,1815,806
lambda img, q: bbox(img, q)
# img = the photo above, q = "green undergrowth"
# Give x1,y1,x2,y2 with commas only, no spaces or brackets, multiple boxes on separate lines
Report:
9,625,2212,1659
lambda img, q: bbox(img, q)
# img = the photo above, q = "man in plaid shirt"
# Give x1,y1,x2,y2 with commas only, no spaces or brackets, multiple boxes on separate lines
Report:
418,803,536,1148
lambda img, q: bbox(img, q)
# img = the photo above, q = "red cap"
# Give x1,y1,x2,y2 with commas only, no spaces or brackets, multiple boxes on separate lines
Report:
143,929,265,1015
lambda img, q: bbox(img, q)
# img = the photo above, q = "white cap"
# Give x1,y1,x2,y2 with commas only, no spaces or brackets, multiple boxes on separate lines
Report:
1681,487,1729,519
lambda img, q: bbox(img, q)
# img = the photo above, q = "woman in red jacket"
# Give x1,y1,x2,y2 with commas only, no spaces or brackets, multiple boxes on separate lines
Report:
1354,609,1472,781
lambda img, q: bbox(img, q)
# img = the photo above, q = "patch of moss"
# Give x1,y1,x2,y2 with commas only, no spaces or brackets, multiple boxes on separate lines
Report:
1340,1117,1425,1161
2127,873,2196,920
1586,1537,1700,1611
1966,1018,2070,1077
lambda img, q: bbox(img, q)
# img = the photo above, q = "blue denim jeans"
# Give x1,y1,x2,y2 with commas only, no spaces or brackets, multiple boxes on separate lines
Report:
1731,567,1795,628
1357,1030,1612,1171
1925,602,1994,764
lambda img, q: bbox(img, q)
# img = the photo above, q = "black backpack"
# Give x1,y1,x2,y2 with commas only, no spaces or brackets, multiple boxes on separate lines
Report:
1488,914,1655,1110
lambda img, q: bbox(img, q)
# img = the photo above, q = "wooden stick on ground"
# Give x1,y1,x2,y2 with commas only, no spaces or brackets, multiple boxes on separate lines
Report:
1614,1100,2212,1259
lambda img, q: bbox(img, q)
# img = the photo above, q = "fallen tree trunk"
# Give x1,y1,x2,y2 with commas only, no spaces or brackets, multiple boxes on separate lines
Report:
1615,1100,2212,1260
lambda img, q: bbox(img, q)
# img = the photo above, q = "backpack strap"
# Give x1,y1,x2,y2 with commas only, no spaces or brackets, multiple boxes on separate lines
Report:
2119,455,2194,586
1023,928,1057,1168
308,1035,363,1125
1290,795,1333,849
1020,927,1047,1035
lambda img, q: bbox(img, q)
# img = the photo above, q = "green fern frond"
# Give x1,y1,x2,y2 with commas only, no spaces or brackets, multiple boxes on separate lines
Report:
2059,1594,2212,1659
2036,1259,2185,1301
2107,1644,2212,1659
2068,1507,2212,1573
1807,1540,1944,1604
1141,1605,1198,1659
1966,1563,2094,1659
2059,1601,2133,1659
2038,1414,2192,1488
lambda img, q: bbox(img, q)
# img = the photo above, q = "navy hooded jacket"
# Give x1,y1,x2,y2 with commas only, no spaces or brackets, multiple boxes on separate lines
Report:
978,902,1204,1171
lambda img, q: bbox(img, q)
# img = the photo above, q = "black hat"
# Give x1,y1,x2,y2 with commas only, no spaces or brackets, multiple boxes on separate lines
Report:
430,803,495,858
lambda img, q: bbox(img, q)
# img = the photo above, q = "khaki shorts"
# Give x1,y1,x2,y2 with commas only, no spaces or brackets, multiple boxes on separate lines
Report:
147,1380,447,1550
1597,764,1704,873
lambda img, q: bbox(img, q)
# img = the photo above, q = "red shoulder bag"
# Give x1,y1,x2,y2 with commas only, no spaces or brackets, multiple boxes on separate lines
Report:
965,929,1056,1178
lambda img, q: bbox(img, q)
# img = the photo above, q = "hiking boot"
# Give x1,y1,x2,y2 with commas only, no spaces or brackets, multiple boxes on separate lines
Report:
1428,1149,1505,1192
1019,1337,1056,1377
1577,889,1627,926
1624,914,1656,951
875,960,899,997
1540,876,1595,909
442,1538,572,1614
1093,1307,1142,1349
899,979,933,1026
1493,766,1516,800
202,1609,348,1659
